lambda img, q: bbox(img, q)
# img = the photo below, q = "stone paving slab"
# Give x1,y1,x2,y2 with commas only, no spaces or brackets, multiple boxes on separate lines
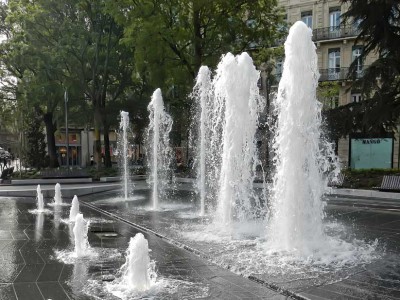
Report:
0,196,288,300
81,190,400,300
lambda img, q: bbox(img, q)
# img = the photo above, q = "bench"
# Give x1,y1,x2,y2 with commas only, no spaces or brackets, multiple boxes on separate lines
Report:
374,175,400,192
328,173,345,187
0,167,14,184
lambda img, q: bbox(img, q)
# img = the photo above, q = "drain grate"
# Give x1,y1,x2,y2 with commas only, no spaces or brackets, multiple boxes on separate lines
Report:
92,231,120,239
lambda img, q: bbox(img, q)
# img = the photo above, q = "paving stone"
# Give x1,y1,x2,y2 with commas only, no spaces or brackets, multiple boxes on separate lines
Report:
37,281,70,300
1,191,400,299
0,283,17,300
13,282,43,300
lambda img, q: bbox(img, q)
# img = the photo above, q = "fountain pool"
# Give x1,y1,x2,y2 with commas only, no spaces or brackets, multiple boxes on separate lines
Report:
82,21,384,297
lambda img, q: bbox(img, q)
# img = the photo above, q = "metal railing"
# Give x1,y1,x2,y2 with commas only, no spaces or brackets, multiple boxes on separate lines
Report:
312,25,360,41
319,67,365,81
271,67,366,84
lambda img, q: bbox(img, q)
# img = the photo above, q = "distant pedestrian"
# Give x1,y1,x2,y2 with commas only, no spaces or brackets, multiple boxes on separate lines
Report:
90,155,94,166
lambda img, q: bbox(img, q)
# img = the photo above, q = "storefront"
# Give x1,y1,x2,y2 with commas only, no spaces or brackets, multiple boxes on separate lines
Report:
55,131,82,167
349,134,394,169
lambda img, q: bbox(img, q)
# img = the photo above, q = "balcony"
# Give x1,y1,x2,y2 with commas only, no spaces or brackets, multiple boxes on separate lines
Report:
312,26,360,42
319,67,365,82
270,67,366,84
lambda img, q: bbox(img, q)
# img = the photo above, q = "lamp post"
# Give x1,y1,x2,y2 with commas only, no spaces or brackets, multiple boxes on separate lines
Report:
64,89,69,170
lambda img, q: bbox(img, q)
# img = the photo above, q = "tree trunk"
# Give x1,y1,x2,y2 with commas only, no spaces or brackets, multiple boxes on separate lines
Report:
43,112,59,168
103,120,112,168
94,105,102,168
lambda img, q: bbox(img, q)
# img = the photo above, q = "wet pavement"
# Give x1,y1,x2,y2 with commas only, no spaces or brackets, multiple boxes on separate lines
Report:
83,190,400,300
0,195,288,300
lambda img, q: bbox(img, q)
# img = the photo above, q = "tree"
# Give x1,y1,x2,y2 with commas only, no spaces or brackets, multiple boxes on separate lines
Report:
326,1,400,137
1,0,135,168
58,0,135,167
1,0,79,168
109,0,285,145
24,109,47,169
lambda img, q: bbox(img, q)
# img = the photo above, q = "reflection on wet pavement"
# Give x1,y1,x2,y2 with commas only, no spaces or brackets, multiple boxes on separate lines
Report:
84,190,400,300
0,196,286,299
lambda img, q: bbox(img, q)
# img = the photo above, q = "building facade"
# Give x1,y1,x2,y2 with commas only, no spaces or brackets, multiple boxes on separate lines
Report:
52,129,146,167
271,0,399,169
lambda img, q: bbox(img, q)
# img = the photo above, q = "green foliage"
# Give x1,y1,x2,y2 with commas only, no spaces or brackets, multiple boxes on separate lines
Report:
11,170,41,179
24,110,47,169
1,0,285,158
107,0,286,147
318,82,340,110
87,166,118,180
342,168,400,189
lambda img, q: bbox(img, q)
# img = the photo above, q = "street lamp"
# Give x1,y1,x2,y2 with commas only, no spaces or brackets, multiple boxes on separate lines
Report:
64,89,69,170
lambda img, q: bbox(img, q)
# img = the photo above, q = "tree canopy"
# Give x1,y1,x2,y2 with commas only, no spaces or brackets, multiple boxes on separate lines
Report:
0,0,285,167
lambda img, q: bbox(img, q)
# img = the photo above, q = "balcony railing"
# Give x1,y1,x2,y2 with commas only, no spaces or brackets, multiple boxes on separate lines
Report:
312,26,360,42
319,67,365,81
270,67,366,84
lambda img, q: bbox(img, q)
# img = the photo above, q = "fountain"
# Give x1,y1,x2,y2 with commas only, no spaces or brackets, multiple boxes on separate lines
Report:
190,56,265,223
36,184,45,212
34,212,44,242
69,195,80,222
118,233,155,292
53,183,63,205
213,52,266,226
119,111,132,200
267,21,340,256
146,88,174,210
73,213,90,257
190,66,212,216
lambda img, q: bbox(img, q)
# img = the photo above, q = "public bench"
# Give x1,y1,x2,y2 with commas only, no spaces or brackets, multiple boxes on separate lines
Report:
374,175,400,192
0,167,14,184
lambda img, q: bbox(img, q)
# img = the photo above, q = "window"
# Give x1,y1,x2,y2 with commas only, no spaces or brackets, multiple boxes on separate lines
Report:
351,93,362,103
301,11,313,28
328,48,341,80
352,47,363,77
275,59,283,82
276,59,283,75
329,8,341,29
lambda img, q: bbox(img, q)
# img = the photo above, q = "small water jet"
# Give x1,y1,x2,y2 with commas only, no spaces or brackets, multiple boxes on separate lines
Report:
146,88,174,210
119,233,155,292
119,111,133,200
36,184,45,212
69,195,80,222
53,183,63,205
73,213,90,257
35,212,44,242
190,66,212,216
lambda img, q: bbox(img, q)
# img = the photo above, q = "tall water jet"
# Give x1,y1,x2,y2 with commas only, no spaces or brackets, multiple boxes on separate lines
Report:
213,52,265,225
190,66,213,216
146,89,173,210
69,195,80,222
53,183,62,205
268,21,340,255
119,111,133,200
36,184,44,212
73,213,90,257
119,233,155,292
